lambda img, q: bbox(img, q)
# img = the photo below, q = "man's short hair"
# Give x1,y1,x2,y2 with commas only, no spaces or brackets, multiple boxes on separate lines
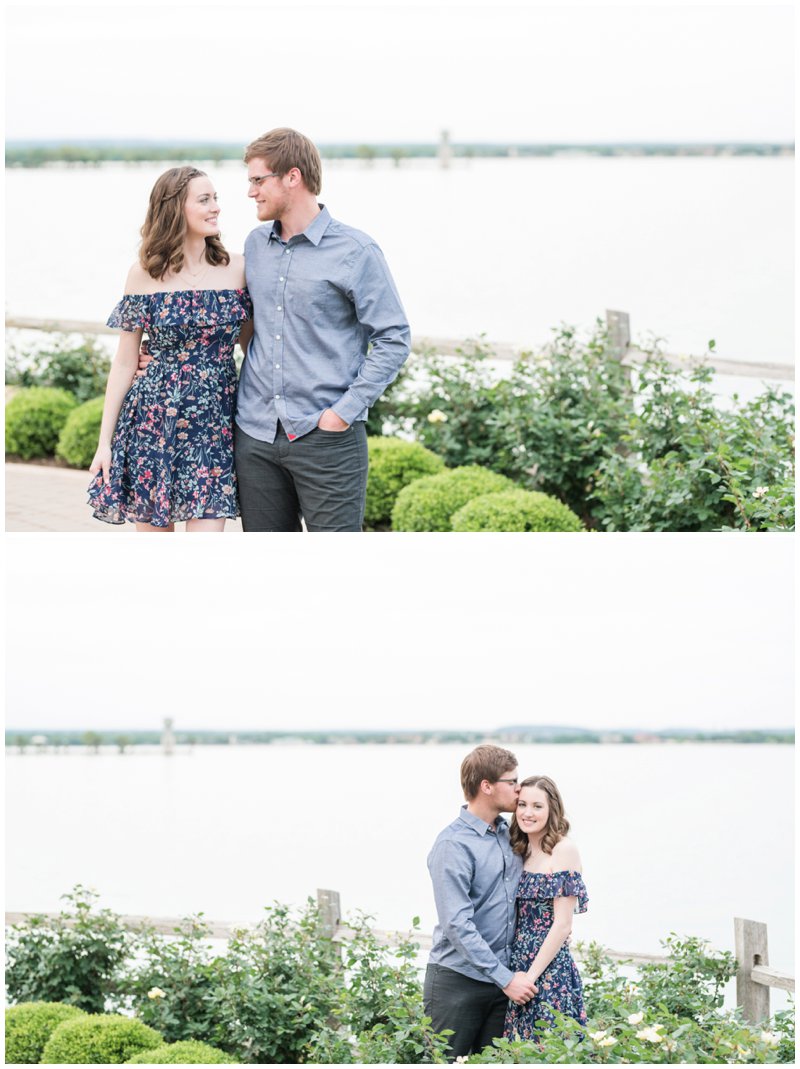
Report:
243,128,322,196
460,745,518,800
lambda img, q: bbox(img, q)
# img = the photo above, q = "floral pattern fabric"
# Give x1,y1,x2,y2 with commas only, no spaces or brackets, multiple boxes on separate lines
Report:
503,869,588,1040
88,288,252,526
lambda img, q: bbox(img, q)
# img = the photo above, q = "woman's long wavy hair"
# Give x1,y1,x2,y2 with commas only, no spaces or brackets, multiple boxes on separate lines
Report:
139,166,230,280
509,775,570,859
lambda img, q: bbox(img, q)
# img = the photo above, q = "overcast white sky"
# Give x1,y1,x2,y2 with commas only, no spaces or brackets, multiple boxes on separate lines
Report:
5,2,794,144
5,535,793,733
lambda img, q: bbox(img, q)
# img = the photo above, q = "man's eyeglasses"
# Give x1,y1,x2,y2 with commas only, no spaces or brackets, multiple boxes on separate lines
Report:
248,173,281,188
495,777,519,786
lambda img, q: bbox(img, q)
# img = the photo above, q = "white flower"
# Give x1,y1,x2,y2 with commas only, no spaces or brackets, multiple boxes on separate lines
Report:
598,1036,617,1048
753,485,769,499
636,1026,664,1043
760,1031,779,1047
627,1011,644,1025
427,409,448,424
147,987,166,1000
662,1038,677,1052
589,1030,608,1041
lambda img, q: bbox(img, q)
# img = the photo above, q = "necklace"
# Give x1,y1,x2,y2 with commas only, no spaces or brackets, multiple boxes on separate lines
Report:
179,256,210,286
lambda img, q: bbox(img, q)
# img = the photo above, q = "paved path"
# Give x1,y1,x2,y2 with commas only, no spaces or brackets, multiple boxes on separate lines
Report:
5,464,243,533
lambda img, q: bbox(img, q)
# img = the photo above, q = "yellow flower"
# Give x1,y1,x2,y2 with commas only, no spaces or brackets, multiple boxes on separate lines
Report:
636,1027,664,1043
427,409,448,424
147,987,166,1000
627,1012,644,1025
598,1037,617,1048
589,1030,608,1041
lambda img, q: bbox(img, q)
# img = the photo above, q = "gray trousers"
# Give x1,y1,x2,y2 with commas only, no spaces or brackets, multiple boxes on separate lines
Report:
234,422,368,532
423,963,508,1058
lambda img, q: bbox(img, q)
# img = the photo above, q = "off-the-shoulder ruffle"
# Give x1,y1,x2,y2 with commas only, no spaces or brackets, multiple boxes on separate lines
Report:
518,869,588,913
106,288,252,332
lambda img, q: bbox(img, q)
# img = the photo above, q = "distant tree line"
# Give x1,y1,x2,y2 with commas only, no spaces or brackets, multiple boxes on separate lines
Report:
5,141,793,168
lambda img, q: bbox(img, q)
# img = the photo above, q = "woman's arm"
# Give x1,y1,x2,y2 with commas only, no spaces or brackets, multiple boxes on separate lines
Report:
237,318,254,359
525,893,576,984
89,328,143,481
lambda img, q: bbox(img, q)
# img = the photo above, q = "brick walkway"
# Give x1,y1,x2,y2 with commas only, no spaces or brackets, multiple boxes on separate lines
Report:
5,464,243,533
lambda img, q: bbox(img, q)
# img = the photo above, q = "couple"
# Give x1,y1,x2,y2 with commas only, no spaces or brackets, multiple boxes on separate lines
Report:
88,127,410,531
425,745,588,1058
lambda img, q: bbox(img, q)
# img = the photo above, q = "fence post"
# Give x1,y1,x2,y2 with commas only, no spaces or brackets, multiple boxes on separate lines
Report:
317,888,343,966
735,917,771,1024
605,310,631,360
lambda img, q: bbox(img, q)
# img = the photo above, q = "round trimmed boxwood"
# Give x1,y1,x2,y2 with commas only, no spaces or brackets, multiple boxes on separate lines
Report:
5,1002,88,1064
56,396,104,469
126,1039,239,1063
391,465,515,532
40,1014,163,1064
451,488,585,532
365,436,445,528
5,387,78,460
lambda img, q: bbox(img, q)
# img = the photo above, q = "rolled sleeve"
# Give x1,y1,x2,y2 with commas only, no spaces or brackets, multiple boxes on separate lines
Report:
429,839,514,989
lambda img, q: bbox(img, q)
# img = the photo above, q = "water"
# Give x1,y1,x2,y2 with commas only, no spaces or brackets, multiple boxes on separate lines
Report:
4,157,794,372
5,742,793,1003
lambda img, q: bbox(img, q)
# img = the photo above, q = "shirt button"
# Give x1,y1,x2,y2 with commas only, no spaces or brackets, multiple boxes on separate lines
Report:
277,305,282,310
279,276,285,282
275,334,281,339
275,394,280,399
285,249,291,254
275,364,280,369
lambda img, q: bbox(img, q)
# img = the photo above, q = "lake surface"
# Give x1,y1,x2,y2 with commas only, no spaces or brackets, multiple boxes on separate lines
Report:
5,742,793,1005
5,157,794,375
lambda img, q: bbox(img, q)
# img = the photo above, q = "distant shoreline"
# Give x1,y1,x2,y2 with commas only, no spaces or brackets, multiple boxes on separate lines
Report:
5,141,794,167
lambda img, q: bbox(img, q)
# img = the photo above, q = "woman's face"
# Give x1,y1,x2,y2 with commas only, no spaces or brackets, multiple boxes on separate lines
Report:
183,176,220,238
515,784,550,835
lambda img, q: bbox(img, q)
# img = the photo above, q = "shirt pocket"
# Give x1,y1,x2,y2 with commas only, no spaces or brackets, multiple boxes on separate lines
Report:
289,277,332,318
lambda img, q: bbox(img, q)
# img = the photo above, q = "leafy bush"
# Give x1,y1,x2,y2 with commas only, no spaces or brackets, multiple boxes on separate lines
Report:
56,396,104,468
365,436,445,528
40,1014,163,1064
5,886,133,1013
392,465,515,531
6,336,111,404
126,1039,239,1063
5,387,77,459
5,1002,88,1064
451,489,585,532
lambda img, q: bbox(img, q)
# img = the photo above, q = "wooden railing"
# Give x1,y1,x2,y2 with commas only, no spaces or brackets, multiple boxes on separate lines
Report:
6,889,794,1025
5,310,794,381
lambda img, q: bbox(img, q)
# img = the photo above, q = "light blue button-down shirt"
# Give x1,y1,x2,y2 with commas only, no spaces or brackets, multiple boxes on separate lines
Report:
236,205,410,442
427,807,523,988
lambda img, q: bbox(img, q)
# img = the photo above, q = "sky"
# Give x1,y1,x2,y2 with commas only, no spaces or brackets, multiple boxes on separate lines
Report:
4,2,794,144
5,534,794,733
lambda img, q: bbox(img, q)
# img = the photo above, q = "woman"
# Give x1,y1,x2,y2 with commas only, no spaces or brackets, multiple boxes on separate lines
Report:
88,166,253,530
503,775,588,1040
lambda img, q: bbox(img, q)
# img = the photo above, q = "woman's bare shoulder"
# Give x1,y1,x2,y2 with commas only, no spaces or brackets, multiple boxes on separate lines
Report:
228,252,246,286
124,261,153,295
552,837,582,870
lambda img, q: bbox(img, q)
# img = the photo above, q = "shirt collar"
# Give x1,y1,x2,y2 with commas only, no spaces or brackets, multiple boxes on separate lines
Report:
459,804,509,837
267,204,331,247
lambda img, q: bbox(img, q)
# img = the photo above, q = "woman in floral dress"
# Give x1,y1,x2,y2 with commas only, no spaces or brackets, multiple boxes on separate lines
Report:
503,775,588,1040
88,166,253,530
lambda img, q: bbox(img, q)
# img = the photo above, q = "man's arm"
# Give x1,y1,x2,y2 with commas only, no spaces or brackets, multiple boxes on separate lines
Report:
329,243,410,427
429,839,535,1001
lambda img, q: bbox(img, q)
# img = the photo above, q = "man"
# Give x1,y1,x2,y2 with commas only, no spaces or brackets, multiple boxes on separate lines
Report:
235,128,410,531
424,745,537,1058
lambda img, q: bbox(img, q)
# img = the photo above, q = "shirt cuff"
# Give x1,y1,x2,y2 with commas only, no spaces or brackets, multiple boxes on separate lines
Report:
489,963,514,989
331,390,367,426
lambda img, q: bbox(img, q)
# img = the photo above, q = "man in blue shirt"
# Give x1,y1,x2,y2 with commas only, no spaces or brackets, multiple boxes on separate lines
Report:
425,745,537,1058
235,128,411,531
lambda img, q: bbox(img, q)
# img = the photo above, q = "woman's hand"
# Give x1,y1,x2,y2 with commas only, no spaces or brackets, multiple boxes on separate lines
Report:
89,444,112,485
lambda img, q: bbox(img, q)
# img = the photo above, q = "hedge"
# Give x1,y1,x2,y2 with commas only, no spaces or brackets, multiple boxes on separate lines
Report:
5,1002,88,1065
56,396,104,469
451,488,585,532
5,387,77,460
365,436,445,527
40,1015,163,1064
126,1039,239,1063
391,465,515,531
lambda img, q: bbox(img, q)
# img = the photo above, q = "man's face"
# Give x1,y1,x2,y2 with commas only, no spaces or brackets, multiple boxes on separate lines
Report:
247,157,290,222
491,767,520,813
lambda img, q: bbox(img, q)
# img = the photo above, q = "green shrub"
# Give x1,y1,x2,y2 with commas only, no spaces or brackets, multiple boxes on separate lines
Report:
5,1002,88,1064
451,489,585,532
40,1015,163,1064
126,1039,238,1063
365,437,445,527
5,885,134,1013
56,396,104,468
392,466,515,531
5,336,111,404
5,387,77,459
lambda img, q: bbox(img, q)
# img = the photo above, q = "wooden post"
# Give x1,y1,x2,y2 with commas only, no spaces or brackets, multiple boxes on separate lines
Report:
735,917,771,1024
606,309,631,362
317,888,343,968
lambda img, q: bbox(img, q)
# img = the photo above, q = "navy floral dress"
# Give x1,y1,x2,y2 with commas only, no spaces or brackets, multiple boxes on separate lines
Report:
88,288,252,526
503,870,588,1040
